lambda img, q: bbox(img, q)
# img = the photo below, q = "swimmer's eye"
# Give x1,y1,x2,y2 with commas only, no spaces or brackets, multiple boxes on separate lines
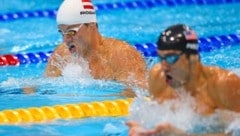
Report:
65,30,77,36
58,24,84,36
158,52,184,65
58,30,77,36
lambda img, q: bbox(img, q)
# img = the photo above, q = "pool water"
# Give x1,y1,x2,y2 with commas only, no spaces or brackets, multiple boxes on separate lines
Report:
0,0,240,135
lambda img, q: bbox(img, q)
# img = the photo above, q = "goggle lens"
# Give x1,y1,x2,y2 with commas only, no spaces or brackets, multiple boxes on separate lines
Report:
58,24,83,36
158,53,183,64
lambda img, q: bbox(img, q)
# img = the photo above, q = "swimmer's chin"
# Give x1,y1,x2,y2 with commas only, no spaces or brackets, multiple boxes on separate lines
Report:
166,75,182,88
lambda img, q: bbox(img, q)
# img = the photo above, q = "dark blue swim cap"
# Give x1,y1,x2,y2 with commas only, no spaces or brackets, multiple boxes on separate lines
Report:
157,24,199,54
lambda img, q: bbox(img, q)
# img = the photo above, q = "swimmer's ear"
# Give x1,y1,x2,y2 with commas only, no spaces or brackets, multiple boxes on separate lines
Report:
87,23,97,27
88,23,98,31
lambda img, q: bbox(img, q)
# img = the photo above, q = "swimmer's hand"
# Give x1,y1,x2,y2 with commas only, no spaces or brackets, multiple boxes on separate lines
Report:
126,121,157,136
126,121,185,136
120,88,136,97
149,64,169,96
23,87,35,94
127,121,232,136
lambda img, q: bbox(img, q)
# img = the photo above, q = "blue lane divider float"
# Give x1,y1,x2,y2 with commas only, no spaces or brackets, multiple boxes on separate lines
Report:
0,9,58,22
136,33,240,57
0,33,239,66
1,0,240,22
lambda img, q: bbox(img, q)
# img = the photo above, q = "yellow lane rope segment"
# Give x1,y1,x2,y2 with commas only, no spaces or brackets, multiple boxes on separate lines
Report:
0,98,133,124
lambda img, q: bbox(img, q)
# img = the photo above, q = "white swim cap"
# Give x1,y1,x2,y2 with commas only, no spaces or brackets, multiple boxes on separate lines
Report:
57,0,97,25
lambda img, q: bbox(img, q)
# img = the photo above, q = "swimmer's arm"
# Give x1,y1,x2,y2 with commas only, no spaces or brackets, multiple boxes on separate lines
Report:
190,133,230,136
214,71,240,112
23,55,62,93
23,44,69,94
22,52,61,93
124,45,148,90
148,64,175,100
23,48,61,94
112,40,148,89
45,43,69,77
23,87,36,94
127,121,230,136
45,57,62,77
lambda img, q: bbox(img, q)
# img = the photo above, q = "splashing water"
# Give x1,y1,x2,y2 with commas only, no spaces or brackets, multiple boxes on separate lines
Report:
129,88,198,131
0,53,125,95
52,54,92,79
129,87,240,134
61,62,91,79
226,118,240,136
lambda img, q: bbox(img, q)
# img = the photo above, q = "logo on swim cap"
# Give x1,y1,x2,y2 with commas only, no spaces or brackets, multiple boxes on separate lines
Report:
186,43,198,50
184,30,197,40
184,30,198,50
157,24,199,54
57,0,97,25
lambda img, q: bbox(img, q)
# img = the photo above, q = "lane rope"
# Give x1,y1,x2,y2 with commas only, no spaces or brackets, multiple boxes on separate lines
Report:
1,0,239,22
0,98,133,124
0,33,239,66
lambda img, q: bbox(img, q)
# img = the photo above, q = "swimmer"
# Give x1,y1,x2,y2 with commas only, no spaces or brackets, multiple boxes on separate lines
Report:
44,0,147,91
127,24,240,136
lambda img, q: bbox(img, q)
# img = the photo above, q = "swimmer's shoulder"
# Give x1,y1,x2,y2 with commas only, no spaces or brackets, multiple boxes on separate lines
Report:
204,65,240,86
205,66,235,77
102,37,131,48
101,37,144,61
203,66,222,76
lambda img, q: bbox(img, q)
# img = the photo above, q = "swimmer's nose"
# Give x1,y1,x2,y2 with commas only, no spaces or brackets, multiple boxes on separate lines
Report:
161,60,168,66
63,34,73,44
161,60,169,70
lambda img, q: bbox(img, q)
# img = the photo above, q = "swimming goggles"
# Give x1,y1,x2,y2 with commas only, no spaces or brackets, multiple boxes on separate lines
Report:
58,24,84,36
158,52,183,64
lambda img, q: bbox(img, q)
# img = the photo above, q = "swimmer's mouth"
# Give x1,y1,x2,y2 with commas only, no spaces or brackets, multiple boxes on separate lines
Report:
166,74,173,85
68,45,76,54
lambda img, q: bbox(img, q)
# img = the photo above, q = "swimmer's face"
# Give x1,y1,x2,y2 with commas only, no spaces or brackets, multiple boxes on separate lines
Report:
157,50,189,87
58,24,91,56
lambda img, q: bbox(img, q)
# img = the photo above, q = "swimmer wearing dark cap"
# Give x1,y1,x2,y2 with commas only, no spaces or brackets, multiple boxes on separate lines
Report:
127,24,240,136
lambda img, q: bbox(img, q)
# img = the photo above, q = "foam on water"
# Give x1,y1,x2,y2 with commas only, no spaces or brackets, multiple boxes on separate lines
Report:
0,54,124,95
61,56,92,79
129,88,240,134
226,118,240,136
129,88,198,130
50,53,92,78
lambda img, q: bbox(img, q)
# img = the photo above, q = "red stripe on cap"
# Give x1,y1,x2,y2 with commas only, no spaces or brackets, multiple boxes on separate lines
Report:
185,30,197,40
83,5,94,9
82,0,91,2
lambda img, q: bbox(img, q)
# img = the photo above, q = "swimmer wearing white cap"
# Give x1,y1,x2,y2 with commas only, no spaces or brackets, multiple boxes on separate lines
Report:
45,0,147,92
